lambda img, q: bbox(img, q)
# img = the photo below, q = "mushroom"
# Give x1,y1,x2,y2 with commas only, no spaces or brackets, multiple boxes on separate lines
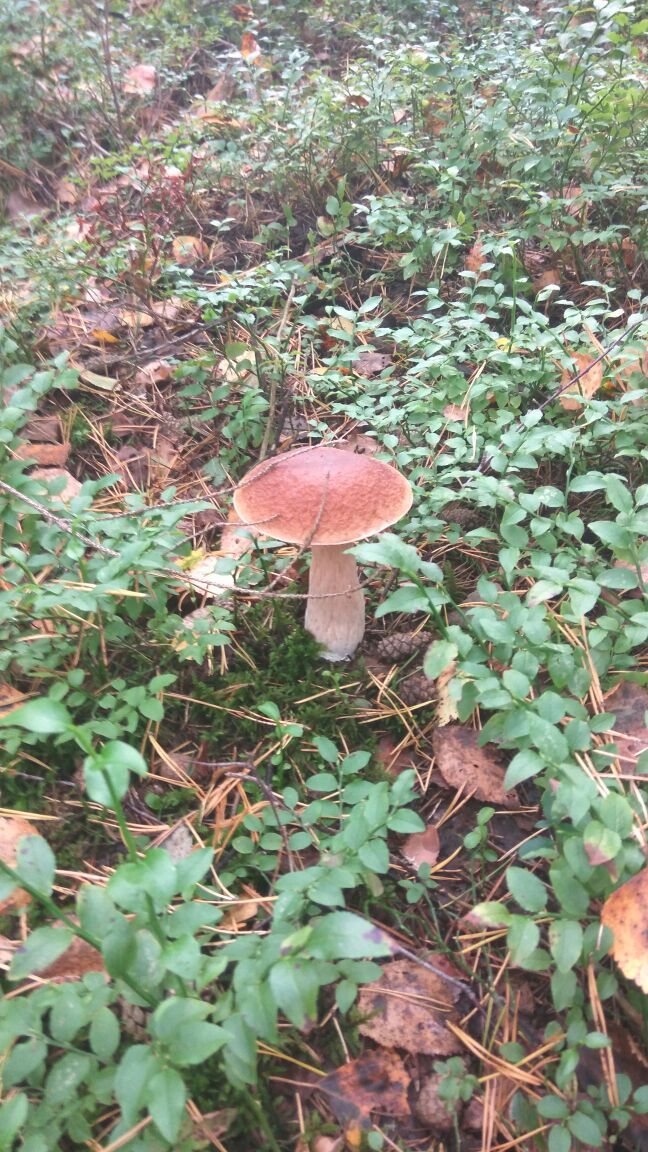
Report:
233,445,412,660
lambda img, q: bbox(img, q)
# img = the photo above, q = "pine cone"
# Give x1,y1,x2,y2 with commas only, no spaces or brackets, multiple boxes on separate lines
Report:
399,672,436,707
439,501,482,530
119,1000,149,1041
375,631,432,662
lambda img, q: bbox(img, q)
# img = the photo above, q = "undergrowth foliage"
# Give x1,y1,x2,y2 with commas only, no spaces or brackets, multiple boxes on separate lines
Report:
0,0,647,1148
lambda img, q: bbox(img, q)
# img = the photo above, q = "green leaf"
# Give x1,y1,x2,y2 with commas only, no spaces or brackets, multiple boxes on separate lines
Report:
147,1069,187,1142
470,902,512,927
583,821,621,865
506,867,547,913
307,772,339,792
89,1008,120,1061
567,1111,603,1147
9,927,73,980
0,1093,28,1144
548,1125,571,1152
115,1046,161,1126
549,920,583,973
4,1038,47,1086
423,639,458,681
0,698,71,734
305,913,397,960
45,1053,93,1106
537,1095,569,1120
269,959,321,1028
15,835,56,897
358,838,390,873
504,750,545,789
506,916,540,966
526,714,568,763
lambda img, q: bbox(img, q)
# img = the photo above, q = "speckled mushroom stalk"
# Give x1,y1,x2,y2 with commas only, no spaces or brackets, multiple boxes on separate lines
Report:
304,544,365,661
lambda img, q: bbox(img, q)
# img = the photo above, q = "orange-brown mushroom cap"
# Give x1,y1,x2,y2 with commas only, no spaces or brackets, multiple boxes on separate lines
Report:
233,445,412,545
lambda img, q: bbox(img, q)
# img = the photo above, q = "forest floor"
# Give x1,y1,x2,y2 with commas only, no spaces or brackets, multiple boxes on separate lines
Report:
1,0,648,1150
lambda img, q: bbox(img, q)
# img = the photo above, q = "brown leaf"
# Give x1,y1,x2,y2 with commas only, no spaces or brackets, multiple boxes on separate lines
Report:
220,506,256,561
123,63,157,95
599,682,648,771
357,957,464,1056
23,415,62,443
171,235,209,265
558,351,603,410
30,468,82,503
0,683,28,717
402,825,440,870
533,268,561,293
0,816,38,913
464,241,486,275
436,661,459,726
36,933,105,983
601,866,648,992
353,351,392,377
240,31,263,63
15,441,70,466
5,189,47,224
317,1050,411,1127
56,178,78,205
134,359,174,386
412,1072,455,1131
432,725,519,806
375,734,417,776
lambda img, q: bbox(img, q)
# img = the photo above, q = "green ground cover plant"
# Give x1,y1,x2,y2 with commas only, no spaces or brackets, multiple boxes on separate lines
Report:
0,0,647,1148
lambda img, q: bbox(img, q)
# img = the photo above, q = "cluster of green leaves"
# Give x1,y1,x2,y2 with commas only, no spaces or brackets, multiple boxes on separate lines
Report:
0,696,425,1148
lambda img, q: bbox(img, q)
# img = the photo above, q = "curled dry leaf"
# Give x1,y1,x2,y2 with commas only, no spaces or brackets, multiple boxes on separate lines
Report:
599,682,648,771
16,441,70,466
317,1050,411,1127
357,957,464,1056
601,866,648,992
30,468,83,503
123,63,157,95
0,816,38,913
432,724,519,806
402,825,440,870
558,351,603,410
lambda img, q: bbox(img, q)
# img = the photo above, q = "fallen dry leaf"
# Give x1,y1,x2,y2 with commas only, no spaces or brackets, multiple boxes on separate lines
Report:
30,468,82,503
601,866,648,992
432,725,519,806
123,63,157,95
599,682,648,771
558,351,603,410
240,31,265,66
412,1071,455,1131
5,188,47,224
357,956,463,1056
36,933,105,983
317,1050,411,1128
134,359,174,386
171,235,209,265
15,441,70,466
0,683,28,717
402,825,440,870
464,240,486,275
0,816,38,914
435,661,460,726
23,416,62,444
221,506,256,562
353,351,392,377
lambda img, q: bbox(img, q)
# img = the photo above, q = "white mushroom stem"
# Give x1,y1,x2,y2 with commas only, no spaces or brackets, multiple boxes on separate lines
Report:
304,545,365,661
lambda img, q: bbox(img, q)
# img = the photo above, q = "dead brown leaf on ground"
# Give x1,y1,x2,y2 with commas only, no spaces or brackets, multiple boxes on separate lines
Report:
432,725,519,806
23,415,62,443
601,866,648,992
412,1071,455,1131
0,683,28,717
401,825,440,870
124,63,157,95
558,351,603,410
171,235,209,265
316,1050,411,1128
357,957,464,1056
353,352,392,377
36,933,105,983
0,816,38,914
599,682,648,771
15,441,70,466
